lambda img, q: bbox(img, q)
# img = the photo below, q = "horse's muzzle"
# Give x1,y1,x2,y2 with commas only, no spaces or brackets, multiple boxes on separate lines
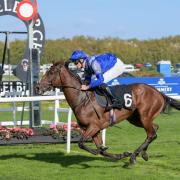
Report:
35,83,41,95
35,82,53,95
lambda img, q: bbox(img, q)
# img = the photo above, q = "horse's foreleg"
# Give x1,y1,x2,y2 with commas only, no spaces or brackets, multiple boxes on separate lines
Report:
78,126,100,155
79,125,132,159
79,137,99,155
93,131,132,160
100,150,132,160
92,132,107,153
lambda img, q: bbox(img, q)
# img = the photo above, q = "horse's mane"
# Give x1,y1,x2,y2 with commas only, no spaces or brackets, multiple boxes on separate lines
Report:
52,61,65,67
64,61,83,84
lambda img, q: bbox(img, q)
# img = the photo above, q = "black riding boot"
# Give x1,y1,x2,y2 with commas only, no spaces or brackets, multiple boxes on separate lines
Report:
99,84,122,110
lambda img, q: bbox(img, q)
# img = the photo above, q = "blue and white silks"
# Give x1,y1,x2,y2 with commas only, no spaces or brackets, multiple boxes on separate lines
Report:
84,53,125,88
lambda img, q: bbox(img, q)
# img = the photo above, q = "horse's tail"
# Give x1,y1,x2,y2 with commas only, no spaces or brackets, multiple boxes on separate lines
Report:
162,94,180,110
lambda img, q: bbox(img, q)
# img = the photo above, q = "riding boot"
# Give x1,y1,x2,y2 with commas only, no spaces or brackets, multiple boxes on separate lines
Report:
99,84,122,110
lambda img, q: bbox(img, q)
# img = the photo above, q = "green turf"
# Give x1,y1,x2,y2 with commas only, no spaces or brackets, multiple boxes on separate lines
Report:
0,109,179,180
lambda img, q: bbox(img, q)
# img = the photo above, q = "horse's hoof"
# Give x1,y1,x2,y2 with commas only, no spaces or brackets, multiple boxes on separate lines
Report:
123,151,132,157
100,146,108,152
141,151,148,161
130,154,136,164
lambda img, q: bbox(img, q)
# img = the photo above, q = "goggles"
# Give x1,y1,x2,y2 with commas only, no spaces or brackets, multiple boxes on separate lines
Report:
74,60,80,65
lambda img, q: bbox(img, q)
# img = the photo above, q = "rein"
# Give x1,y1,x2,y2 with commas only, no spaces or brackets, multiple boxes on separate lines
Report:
85,91,100,119
58,65,100,119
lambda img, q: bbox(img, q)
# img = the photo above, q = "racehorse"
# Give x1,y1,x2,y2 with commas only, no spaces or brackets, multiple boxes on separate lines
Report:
36,61,180,164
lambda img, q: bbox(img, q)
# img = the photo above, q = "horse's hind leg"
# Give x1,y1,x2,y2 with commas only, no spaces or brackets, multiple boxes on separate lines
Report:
141,123,159,161
130,120,158,164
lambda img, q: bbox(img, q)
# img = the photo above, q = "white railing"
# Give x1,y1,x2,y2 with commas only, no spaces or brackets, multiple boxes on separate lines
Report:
0,93,74,153
0,95,65,102
0,91,107,152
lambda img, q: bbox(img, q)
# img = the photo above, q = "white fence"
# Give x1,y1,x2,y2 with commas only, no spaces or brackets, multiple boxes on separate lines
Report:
0,92,106,153
0,94,75,153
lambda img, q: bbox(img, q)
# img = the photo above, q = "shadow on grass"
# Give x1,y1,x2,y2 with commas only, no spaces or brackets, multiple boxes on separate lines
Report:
1,151,177,170
0,151,125,168
1,149,174,169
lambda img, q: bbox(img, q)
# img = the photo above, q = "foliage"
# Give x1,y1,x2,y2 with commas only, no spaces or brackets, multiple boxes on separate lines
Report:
132,67,163,77
0,36,180,66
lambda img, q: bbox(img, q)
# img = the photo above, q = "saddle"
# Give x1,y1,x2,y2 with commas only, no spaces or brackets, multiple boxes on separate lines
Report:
94,85,133,110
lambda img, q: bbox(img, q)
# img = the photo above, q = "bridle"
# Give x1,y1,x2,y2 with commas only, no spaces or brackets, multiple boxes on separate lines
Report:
53,64,100,119
57,65,82,91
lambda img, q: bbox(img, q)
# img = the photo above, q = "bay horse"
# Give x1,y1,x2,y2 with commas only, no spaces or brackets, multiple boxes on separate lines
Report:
36,61,180,164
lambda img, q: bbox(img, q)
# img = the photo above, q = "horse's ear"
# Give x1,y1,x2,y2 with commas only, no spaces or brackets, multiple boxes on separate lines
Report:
64,60,71,68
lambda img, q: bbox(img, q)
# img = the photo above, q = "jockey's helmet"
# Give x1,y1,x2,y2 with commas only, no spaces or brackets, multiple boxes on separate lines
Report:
69,50,87,62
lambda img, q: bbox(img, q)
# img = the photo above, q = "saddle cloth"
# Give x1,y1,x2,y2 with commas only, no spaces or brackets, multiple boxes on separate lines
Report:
95,84,133,109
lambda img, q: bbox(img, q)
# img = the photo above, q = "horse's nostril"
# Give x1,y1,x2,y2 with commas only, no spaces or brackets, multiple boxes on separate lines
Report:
35,85,40,94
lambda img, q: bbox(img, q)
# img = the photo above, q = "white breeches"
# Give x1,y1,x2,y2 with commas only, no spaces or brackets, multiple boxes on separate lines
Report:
103,58,125,83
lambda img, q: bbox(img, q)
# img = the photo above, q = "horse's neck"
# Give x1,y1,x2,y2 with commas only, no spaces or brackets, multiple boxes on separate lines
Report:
61,67,84,109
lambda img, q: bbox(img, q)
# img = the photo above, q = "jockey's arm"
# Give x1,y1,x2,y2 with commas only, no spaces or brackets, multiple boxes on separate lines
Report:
89,73,104,88
88,60,104,88
82,60,104,90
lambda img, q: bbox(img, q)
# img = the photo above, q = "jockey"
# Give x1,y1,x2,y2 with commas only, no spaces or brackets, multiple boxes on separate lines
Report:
69,50,125,108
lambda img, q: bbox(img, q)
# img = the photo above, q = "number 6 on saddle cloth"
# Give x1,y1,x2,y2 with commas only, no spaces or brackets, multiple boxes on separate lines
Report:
94,84,133,110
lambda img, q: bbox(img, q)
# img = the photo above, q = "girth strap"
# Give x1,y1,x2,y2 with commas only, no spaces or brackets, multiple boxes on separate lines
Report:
109,109,116,126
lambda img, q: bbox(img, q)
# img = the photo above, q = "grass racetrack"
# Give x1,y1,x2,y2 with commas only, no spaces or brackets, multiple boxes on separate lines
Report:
0,109,179,180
